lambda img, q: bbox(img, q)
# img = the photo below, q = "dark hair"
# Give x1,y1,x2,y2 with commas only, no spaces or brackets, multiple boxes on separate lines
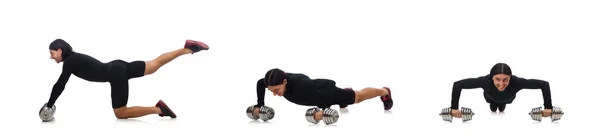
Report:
264,68,286,86
490,63,512,76
49,39,74,60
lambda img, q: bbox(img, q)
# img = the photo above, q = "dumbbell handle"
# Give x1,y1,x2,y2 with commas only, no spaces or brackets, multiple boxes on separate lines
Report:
253,107,260,115
312,110,324,121
449,109,463,118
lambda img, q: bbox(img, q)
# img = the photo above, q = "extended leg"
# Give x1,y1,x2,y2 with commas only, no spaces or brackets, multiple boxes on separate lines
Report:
354,87,389,103
143,40,209,75
353,87,393,110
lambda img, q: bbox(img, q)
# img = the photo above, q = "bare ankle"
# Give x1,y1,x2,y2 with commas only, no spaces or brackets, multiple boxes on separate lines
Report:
382,88,389,96
155,107,162,114
182,48,193,54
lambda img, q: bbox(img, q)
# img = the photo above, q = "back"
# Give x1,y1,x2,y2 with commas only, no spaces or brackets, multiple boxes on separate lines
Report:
63,52,110,82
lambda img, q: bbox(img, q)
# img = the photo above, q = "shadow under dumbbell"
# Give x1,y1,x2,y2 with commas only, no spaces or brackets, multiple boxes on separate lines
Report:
40,120,56,124
248,120,272,125
340,108,349,114
307,124,338,127
531,120,561,124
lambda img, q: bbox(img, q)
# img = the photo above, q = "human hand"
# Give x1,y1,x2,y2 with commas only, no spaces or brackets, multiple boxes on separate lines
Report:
451,109,462,118
542,109,552,117
253,107,260,115
314,110,323,120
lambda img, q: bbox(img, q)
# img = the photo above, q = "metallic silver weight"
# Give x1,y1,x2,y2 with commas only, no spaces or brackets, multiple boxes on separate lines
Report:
258,106,275,121
305,107,320,124
39,103,56,122
528,107,543,122
246,105,275,121
439,107,474,122
551,107,564,122
529,106,564,122
246,106,260,120
322,108,339,125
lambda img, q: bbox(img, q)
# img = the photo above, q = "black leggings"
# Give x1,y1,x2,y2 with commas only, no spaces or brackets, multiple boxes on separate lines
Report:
489,103,506,112
107,60,146,109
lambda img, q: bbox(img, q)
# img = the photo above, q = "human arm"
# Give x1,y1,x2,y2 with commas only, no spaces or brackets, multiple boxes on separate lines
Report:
254,78,267,108
514,77,553,109
46,65,72,108
451,76,486,109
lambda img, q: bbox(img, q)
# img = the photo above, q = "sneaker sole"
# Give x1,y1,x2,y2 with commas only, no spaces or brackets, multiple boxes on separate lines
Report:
381,87,393,110
157,100,177,118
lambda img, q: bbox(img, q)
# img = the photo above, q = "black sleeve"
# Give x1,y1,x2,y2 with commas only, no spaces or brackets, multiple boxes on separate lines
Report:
254,78,267,108
514,77,553,109
46,64,72,108
451,76,485,109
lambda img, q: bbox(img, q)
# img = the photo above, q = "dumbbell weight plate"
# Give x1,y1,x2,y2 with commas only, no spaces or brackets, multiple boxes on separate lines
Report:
439,107,474,122
39,103,56,122
322,108,339,125
258,106,275,121
528,107,543,122
246,106,260,120
550,107,564,122
460,107,474,122
439,107,453,122
305,107,320,124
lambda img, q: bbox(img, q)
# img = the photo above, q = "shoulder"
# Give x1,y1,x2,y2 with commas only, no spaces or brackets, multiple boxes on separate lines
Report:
510,75,527,82
471,74,491,82
286,73,309,79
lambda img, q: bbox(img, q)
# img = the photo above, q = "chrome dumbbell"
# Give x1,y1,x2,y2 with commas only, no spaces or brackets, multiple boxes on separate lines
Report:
529,106,563,122
439,107,475,122
306,107,339,125
39,103,56,122
246,105,275,121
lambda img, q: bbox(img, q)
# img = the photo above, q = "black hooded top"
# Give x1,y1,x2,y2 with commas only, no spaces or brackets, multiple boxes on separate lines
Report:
255,68,337,108
450,63,553,109
46,39,111,107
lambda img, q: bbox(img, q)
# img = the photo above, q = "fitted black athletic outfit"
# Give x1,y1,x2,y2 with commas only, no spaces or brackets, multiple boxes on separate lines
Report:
451,74,553,111
46,52,146,109
255,73,356,109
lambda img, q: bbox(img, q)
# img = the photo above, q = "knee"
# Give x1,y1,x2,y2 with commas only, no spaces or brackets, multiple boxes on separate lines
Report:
354,93,364,103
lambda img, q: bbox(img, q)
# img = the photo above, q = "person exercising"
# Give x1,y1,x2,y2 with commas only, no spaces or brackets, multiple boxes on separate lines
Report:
450,63,554,118
45,38,209,119
252,68,393,120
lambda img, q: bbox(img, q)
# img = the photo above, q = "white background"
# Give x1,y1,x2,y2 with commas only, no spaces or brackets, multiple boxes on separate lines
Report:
1,0,598,137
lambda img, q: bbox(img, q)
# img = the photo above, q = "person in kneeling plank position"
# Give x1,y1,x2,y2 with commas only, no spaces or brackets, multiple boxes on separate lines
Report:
252,68,393,122
45,38,209,119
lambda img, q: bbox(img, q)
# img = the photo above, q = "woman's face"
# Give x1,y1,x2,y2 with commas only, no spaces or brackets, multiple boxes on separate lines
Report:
492,74,510,91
